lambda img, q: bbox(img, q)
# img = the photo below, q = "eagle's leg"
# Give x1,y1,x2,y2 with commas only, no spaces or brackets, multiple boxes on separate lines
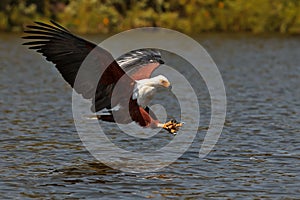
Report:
130,103,183,134
158,119,183,134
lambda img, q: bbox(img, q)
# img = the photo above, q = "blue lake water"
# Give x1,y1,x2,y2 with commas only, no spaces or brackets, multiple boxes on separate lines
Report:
0,33,299,199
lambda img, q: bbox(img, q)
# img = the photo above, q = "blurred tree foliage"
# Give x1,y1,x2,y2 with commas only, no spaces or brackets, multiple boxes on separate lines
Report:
1,0,300,34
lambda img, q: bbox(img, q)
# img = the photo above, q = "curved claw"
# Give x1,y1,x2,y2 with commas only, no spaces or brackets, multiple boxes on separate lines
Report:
162,119,184,134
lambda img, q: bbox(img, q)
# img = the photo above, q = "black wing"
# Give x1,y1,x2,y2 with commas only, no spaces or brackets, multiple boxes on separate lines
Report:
23,21,133,112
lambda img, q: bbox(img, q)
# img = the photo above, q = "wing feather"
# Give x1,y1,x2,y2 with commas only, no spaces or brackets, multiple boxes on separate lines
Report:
23,20,133,112
117,49,164,80
23,21,165,119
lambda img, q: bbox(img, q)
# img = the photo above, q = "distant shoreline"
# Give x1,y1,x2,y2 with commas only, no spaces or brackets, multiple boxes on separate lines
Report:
1,0,300,34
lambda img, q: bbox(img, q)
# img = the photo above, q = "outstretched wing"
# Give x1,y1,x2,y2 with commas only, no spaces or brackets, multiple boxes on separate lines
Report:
23,20,133,112
117,49,164,80
23,21,166,127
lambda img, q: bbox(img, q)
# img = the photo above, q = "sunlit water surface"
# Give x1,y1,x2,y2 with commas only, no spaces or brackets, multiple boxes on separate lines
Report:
0,33,299,199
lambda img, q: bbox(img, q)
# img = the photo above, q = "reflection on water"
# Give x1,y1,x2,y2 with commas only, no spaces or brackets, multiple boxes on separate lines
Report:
0,33,299,199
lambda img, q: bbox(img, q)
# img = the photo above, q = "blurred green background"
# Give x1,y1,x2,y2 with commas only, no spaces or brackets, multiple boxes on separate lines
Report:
1,0,300,34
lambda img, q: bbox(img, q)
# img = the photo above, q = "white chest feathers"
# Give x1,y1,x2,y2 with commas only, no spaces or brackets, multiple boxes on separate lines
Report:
132,75,171,108
132,80,156,108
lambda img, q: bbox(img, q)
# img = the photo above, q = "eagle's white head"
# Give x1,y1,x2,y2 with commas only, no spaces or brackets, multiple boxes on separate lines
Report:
149,75,171,88
133,75,171,107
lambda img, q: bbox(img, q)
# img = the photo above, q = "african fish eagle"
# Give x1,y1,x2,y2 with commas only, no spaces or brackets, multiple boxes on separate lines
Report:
23,21,183,134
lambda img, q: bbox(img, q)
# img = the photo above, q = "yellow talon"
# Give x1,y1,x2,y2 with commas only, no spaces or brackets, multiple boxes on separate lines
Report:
162,120,183,134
